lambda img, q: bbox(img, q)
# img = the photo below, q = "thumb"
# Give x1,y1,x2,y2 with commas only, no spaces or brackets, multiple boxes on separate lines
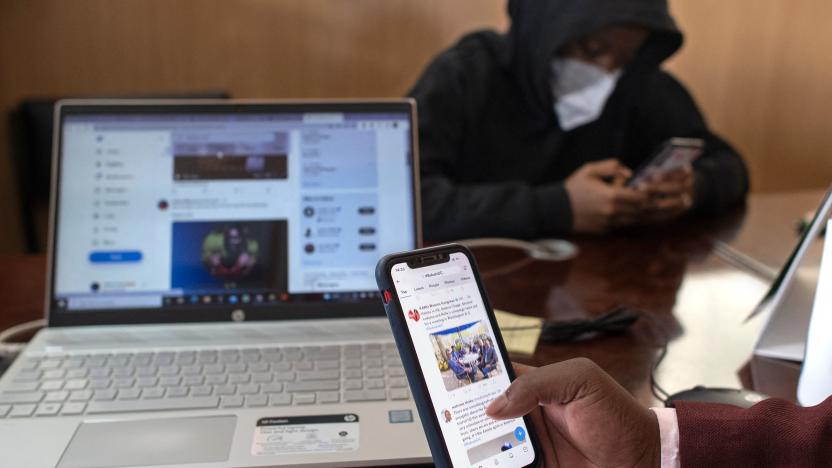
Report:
485,358,604,419
583,159,631,179
513,362,535,377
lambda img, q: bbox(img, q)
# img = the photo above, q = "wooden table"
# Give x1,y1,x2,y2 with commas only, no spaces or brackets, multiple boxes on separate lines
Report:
0,189,824,406
475,223,773,406
0,255,46,336
714,189,825,273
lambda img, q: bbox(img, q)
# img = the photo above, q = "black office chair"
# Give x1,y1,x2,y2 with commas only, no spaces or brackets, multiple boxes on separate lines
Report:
8,92,230,253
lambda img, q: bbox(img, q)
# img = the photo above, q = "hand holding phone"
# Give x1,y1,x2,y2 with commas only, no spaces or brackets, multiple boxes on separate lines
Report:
376,245,541,468
486,360,662,468
564,159,647,233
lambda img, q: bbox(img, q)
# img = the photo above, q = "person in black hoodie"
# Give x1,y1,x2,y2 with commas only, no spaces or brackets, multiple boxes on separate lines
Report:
410,0,749,241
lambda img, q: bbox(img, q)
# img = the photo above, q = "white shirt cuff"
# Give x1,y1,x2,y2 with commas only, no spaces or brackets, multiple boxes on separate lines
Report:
650,407,680,468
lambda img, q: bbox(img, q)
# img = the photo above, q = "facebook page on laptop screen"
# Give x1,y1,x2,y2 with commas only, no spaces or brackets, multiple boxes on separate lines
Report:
52,109,415,313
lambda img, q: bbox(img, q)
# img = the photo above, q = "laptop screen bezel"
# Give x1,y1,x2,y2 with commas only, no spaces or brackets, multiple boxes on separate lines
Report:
46,99,422,327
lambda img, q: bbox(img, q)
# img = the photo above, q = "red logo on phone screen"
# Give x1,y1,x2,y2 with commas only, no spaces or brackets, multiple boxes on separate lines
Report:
407,309,421,322
382,290,392,304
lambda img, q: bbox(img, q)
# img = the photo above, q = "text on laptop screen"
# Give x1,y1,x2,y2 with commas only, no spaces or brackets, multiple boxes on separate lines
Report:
53,110,415,311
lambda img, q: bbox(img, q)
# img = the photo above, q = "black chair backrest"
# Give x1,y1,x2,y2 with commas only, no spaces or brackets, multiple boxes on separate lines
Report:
9,92,230,253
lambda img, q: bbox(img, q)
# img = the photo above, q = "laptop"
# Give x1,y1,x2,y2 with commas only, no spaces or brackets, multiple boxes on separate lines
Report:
0,99,431,467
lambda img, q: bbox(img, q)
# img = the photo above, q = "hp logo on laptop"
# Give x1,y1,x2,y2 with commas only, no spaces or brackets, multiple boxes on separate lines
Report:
231,309,246,322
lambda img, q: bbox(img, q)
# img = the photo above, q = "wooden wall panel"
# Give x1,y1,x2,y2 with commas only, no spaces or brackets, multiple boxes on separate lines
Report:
1,0,831,254
666,0,832,192
0,0,509,253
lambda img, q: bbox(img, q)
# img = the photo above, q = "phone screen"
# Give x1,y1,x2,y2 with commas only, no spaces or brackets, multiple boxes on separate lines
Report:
391,252,536,468
628,138,703,186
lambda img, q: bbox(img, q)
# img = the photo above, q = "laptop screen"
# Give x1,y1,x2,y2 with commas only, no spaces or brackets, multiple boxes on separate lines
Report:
49,101,418,324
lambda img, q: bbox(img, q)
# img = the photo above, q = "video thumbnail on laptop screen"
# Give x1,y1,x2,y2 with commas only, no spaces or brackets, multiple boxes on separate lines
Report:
172,131,289,181
170,220,289,293
52,109,415,312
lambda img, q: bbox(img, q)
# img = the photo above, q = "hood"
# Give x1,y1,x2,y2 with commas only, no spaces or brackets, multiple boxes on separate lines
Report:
501,0,683,117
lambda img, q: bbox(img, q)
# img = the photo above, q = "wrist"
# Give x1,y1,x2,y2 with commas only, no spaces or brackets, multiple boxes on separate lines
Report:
533,182,573,234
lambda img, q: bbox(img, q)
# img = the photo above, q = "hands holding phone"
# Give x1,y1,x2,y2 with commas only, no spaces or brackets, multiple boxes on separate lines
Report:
638,165,695,224
564,159,695,233
564,160,646,233
486,359,660,468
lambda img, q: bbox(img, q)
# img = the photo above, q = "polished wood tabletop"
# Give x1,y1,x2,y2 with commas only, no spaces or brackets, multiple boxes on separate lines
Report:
714,189,826,273
0,189,824,407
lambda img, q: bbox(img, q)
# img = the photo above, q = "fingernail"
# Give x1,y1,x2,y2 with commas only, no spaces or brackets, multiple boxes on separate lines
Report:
485,394,509,416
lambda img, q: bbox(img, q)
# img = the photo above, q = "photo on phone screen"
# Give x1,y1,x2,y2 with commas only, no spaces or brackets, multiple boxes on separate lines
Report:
390,251,536,468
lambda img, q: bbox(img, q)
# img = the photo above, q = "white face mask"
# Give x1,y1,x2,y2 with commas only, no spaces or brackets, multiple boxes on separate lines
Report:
550,58,622,131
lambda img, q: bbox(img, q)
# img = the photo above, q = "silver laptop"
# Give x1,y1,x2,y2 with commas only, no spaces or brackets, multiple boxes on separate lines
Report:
0,99,431,467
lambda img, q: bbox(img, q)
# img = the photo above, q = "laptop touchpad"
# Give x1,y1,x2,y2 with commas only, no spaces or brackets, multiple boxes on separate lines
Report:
58,415,236,468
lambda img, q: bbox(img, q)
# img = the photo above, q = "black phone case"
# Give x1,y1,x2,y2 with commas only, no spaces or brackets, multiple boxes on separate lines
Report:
375,244,540,468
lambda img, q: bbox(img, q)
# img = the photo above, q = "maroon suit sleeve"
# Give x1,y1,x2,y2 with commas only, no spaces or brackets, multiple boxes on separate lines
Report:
676,396,832,467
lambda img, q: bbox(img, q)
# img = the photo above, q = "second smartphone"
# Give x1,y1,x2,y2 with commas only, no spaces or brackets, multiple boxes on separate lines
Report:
376,244,541,468
627,136,704,187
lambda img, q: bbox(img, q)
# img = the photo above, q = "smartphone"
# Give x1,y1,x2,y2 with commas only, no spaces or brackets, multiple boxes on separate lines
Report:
627,137,704,187
376,244,541,468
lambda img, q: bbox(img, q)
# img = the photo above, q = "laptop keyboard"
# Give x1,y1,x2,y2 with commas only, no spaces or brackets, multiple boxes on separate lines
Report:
0,342,409,418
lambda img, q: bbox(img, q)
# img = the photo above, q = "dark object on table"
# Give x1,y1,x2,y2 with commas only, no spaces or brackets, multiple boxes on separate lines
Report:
797,210,828,237
539,306,640,343
666,386,769,409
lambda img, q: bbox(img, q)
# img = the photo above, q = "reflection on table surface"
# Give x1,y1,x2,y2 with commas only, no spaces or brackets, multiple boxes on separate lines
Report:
0,189,823,405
